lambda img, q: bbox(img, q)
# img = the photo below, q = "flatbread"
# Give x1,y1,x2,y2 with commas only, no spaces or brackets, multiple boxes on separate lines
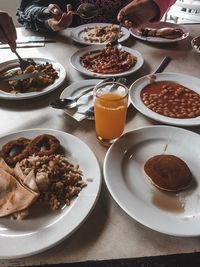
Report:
0,168,38,217
14,162,39,192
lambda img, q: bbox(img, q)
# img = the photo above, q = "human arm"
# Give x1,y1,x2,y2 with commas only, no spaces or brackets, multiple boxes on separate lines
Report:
118,0,176,28
16,0,77,33
0,10,17,51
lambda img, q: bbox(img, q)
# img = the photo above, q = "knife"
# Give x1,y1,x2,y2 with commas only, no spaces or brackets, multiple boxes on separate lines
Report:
0,72,44,82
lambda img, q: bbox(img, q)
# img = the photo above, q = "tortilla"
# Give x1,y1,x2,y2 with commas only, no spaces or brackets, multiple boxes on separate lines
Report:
0,168,38,217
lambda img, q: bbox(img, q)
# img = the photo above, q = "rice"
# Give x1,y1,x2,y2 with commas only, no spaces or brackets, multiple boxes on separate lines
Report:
19,154,87,210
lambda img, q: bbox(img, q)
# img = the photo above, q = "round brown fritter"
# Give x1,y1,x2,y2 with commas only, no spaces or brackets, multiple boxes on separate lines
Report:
0,137,30,166
144,154,193,192
28,134,60,156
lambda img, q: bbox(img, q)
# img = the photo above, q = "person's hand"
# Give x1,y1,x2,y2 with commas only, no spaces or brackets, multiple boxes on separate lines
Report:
0,11,17,51
47,4,73,31
118,0,160,28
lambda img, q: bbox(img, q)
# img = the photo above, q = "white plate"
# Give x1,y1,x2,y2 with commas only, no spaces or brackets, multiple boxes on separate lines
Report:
129,72,200,126
60,79,131,121
104,125,200,237
61,79,101,120
129,21,189,43
0,128,101,259
71,23,130,45
70,45,144,78
0,58,66,100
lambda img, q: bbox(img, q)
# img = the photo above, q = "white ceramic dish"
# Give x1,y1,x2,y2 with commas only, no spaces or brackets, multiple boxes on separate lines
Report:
129,72,200,126
104,125,200,236
61,79,101,120
71,23,130,45
0,58,66,100
70,45,144,78
129,21,189,43
0,128,101,259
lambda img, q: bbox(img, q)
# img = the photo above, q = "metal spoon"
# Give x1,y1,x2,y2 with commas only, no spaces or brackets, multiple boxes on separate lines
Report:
39,3,98,20
50,77,114,109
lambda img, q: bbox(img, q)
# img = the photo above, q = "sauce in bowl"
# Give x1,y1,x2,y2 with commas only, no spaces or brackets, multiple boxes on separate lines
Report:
141,81,200,119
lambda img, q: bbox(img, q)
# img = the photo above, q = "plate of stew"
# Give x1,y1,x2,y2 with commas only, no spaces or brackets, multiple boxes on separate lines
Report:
0,58,66,100
129,72,200,126
70,45,144,78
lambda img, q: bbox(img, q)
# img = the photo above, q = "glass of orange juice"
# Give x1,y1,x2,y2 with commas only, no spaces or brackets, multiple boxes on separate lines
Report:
94,82,128,147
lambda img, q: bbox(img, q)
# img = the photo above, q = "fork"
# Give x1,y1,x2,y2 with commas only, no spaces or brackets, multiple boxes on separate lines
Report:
107,23,123,50
12,50,34,70
0,24,34,70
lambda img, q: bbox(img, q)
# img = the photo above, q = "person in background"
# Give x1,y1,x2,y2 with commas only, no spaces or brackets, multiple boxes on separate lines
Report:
16,0,176,33
0,10,17,51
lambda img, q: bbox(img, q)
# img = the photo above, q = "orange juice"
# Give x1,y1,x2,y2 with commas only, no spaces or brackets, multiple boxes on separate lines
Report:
94,92,128,143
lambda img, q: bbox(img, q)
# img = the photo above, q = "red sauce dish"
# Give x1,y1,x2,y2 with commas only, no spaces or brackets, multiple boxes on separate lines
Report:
141,81,200,119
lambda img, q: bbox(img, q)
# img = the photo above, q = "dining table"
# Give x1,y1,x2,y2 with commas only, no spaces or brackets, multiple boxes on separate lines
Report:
0,24,200,267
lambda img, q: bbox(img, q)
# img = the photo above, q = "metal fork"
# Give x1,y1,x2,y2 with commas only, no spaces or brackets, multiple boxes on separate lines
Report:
13,50,34,70
0,24,34,70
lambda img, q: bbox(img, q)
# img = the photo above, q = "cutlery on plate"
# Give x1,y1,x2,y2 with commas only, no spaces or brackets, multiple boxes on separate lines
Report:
0,72,44,82
0,25,34,70
50,77,115,109
106,23,123,50
38,3,98,20
12,50,35,70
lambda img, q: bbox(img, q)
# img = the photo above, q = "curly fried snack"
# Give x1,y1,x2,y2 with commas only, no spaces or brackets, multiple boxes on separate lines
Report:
28,134,60,156
1,137,30,166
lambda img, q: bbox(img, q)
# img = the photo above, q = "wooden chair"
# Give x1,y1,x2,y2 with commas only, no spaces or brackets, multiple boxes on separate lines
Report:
164,0,200,23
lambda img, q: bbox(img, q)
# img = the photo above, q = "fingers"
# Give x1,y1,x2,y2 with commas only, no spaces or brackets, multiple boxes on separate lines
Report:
0,11,17,51
48,12,73,31
47,4,73,31
48,4,62,15
117,2,145,29
66,4,72,12
56,12,73,30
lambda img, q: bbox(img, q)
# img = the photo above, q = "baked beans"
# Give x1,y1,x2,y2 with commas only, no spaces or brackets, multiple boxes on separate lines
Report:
141,81,200,119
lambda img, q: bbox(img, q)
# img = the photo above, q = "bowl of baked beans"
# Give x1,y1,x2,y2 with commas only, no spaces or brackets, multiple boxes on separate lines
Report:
129,72,200,126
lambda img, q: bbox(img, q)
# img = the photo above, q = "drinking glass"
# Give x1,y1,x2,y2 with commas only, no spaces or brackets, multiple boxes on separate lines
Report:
94,82,128,147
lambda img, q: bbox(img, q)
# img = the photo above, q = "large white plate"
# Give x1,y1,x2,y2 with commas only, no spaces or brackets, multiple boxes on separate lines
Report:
70,45,144,78
0,128,101,259
129,21,189,43
129,72,200,126
0,58,66,100
71,23,130,45
104,125,200,237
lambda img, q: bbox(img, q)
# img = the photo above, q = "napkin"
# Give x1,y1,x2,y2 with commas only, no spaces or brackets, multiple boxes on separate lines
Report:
64,92,94,122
